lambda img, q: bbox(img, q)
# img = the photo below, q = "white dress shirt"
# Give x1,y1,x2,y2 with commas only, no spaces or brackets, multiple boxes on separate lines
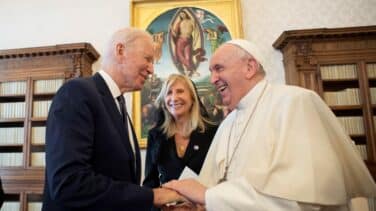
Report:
98,70,135,155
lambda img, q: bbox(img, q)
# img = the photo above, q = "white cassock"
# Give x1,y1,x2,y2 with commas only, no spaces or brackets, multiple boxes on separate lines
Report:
198,79,376,211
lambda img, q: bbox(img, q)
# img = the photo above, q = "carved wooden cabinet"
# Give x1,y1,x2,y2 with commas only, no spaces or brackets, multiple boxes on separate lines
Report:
0,43,99,210
273,25,376,179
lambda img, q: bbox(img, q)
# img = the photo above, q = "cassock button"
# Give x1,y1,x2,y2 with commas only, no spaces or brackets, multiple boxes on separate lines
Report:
193,145,199,150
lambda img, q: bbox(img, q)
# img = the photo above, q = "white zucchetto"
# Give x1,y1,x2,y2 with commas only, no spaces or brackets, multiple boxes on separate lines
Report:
226,39,266,66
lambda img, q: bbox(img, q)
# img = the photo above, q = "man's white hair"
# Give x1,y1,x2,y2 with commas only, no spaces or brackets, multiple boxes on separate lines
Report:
101,28,152,70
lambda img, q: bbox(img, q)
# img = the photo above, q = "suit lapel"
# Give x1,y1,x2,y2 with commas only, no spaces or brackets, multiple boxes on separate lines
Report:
183,129,203,162
126,115,141,184
92,73,136,166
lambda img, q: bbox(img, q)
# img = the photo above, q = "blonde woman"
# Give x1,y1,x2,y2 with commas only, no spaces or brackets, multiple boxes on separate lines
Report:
143,74,217,191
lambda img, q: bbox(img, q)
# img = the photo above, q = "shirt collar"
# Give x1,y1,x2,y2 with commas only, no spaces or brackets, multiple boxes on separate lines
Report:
236,79,267,110
98,70,122,99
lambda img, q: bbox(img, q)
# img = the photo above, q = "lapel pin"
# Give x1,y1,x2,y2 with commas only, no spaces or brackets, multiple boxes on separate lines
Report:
193,145,199,150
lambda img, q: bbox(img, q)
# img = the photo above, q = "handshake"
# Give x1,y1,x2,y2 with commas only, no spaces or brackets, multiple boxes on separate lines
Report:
153,179,207,211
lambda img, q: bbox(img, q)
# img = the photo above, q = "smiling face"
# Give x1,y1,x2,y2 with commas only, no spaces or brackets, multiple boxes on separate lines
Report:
209,44,257,110
116,36,154,92
164,79,194,121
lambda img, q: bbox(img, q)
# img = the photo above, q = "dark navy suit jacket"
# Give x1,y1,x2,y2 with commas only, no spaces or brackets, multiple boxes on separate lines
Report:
42,73,153,211
0,177,3,208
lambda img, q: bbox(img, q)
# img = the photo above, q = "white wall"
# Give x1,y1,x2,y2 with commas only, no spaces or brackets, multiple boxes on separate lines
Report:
1,0,375,83
243,0,376,83
0,0,375,209
0,0,132,72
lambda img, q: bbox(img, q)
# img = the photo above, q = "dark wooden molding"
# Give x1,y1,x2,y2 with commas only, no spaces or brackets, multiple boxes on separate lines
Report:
0,42,100,62
273,25,376,50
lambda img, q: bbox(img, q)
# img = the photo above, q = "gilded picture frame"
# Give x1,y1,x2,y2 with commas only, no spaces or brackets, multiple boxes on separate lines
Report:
131,0,243,148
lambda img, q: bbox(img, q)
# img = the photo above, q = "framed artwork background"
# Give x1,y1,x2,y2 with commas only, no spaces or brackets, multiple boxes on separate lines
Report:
131,0,243,147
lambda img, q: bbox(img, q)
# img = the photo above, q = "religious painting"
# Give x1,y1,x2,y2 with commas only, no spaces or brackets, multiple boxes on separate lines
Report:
131,0,243,147
169,7,205,77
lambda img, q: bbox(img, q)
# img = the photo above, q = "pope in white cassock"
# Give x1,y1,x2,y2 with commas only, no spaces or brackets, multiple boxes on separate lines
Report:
163,39,376,211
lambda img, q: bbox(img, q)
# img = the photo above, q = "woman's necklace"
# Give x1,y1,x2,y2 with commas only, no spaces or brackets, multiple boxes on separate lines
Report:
217,82,268,184
177,145,187,158
175,132,189,158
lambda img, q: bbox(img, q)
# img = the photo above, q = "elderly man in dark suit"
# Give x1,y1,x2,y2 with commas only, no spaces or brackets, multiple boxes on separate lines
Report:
42,27,183,211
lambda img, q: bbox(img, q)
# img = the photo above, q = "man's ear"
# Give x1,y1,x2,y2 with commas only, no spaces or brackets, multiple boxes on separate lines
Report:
115,43,126,58
245,58,257,79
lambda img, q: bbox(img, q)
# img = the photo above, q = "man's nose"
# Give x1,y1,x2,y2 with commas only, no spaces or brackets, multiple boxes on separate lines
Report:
147,62,154,74
210,71,218,84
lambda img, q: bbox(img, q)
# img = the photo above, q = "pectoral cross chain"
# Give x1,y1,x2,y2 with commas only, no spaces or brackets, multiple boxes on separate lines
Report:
217,166,229,184
217,83,268,185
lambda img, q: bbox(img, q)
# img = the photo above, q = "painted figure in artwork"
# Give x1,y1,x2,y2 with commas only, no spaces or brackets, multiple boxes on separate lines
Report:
204,25,228,53
194,9,215,25
170,8,206,77
152,31,165,64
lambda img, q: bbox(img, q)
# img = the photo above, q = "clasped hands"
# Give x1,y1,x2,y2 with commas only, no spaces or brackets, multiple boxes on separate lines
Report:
155,179,207,211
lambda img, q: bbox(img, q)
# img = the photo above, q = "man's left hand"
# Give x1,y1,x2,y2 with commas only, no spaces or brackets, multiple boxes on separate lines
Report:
163,179,206,205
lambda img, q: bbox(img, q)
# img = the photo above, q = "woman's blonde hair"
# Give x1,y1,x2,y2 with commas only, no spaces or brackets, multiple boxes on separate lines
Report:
156,74,208,138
